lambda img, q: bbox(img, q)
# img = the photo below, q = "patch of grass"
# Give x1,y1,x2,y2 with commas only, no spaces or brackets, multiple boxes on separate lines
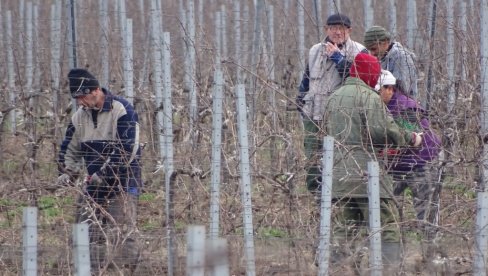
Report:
175,220,186,231
296,185,309,194
232,227,244,235
140,192,157,202
38,196,74,219
404,187,413,199
0,198,28,227
460,217,474,228
141,220,160,231
404,230,422,242
1,160,21,173
259,227,288,238
0,198,14,206
0,221,12,228
36,162,58,179
62,197,75,205
39,196,61,217
445,183,476,199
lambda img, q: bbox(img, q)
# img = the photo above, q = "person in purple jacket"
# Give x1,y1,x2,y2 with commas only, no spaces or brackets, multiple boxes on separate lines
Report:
375,70,442,241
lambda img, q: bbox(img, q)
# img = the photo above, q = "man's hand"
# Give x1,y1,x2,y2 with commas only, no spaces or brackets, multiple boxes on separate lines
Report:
86,173,104,186
325,42,340,55
56,173,73,186
411,132,423,147
325,42,344,64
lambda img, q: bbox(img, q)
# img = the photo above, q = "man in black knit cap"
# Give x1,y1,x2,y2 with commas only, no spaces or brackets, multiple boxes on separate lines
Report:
57,68,142,272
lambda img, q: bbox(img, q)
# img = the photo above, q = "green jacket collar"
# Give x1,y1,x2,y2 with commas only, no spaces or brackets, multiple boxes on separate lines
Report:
343,77,374,91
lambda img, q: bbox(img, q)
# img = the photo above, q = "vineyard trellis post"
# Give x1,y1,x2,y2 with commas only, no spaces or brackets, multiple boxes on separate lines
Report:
214,10,222,70
32,4,40,91
446,0,455,113
209,69,224,239
186,225,206,275
387,0,397,38
66,0,77,112
243,3,250,78
0,2,3,78
137,0,150,91
188,0,198,147
474,193,488,275
233,0,243,83
220,5,227,61
179,1,190,91
162,31,174,169
426,0,437,110
66,0,77,68
72,223,91,275
6,10,16,133
406,0,418,52
207,238,229,275
18,0,24,50
327,0,340,15
22,207,37,276
50,0,62,142
459,1,467,83
124,18,134,104
368,161,383,276
162,31,176,276
264,4,275,82
98,0,109,87
235,84,256,276
363,0,374,29
475,0,488,273
317,136,334,276
150,0,165,163
249,0,264,124
312,0,322,41
297,0,305,72
25,2,37,183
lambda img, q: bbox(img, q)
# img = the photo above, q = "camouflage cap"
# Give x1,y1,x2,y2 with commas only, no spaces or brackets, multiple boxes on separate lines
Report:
364,26,391,47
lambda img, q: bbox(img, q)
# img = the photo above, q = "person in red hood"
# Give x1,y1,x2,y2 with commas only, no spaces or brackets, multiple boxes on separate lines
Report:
349,52,381,87
322,52,423,273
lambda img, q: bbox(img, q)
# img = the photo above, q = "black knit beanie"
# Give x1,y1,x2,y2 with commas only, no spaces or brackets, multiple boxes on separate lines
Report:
68,68,100,98
326,13,351,28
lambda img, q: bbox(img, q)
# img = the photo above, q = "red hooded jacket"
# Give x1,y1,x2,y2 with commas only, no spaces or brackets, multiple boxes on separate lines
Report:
349,52,381,88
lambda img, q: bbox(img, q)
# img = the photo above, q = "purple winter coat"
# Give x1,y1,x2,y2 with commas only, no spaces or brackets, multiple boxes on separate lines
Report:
386,92,441,173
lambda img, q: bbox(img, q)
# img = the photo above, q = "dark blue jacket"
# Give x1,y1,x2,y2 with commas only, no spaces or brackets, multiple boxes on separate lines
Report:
59,88,142,200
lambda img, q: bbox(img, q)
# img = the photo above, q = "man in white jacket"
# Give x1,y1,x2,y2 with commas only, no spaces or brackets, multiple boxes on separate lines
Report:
296,13,368,195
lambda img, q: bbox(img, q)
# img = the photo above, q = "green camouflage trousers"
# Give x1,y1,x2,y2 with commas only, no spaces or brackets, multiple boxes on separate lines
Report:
304,118,400,242
303,119,322,193
327,197,400,271
332,198,400,244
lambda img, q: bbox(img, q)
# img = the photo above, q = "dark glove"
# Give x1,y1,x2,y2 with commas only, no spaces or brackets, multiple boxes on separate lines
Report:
295,94,305,111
